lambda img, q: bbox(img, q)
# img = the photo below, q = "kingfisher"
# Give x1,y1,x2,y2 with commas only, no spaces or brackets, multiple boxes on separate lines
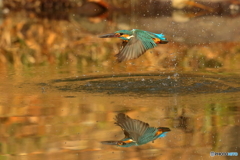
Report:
99,29,168,62
101,113,171,147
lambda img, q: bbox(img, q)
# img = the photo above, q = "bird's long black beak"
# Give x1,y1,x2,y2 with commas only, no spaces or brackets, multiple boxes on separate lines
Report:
101,141,119,145
99,33,117,38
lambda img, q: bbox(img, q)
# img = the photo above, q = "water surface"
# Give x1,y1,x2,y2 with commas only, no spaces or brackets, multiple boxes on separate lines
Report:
0,67,239,160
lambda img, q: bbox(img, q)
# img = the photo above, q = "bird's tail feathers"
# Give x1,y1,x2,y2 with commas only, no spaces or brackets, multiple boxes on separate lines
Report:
155,33,166,40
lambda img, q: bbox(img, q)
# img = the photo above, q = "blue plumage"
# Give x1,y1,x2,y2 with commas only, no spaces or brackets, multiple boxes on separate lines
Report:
154,33,166,40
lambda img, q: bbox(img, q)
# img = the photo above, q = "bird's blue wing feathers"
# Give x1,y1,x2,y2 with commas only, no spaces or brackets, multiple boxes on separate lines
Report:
115,30,157,62
115,29,166,62
134,30,157,50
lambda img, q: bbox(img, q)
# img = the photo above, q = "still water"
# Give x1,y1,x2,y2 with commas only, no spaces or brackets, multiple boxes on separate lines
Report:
0,0,240,160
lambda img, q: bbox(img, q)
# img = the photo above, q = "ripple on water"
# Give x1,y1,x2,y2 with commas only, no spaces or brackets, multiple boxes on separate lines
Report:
50,73,240,96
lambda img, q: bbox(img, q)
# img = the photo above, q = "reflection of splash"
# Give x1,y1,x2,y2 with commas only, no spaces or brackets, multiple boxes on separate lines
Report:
173,109,193,133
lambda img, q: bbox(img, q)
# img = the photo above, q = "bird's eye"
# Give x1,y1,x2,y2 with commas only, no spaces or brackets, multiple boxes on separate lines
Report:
119,33,124,35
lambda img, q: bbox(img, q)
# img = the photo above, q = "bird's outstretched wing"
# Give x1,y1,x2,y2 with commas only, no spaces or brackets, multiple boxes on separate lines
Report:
115,30,157,62
114,113,149,142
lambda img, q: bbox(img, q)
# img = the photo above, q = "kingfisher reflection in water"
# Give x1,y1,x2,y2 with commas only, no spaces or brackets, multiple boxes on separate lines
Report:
101,113,171,147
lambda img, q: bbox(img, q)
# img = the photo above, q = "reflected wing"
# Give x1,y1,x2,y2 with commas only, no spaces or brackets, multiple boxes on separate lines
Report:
114,113,149,142
138,127,171,144
137,127,158,144
115,30,157,62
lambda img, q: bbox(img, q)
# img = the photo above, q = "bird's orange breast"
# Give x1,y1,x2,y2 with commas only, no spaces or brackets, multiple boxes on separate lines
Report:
123,139,134,143
153,38,162,44
155,130,163,136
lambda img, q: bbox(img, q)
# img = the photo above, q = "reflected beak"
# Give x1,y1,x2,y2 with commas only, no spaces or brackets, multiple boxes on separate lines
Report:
101,141,119,145
99,33,118,38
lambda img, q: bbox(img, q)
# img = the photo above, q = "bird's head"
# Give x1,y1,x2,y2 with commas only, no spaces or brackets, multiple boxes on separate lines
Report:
99,30,133,40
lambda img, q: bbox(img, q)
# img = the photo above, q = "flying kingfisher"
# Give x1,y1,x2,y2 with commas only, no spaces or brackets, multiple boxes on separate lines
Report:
101,113,171,147
99,29,168,62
